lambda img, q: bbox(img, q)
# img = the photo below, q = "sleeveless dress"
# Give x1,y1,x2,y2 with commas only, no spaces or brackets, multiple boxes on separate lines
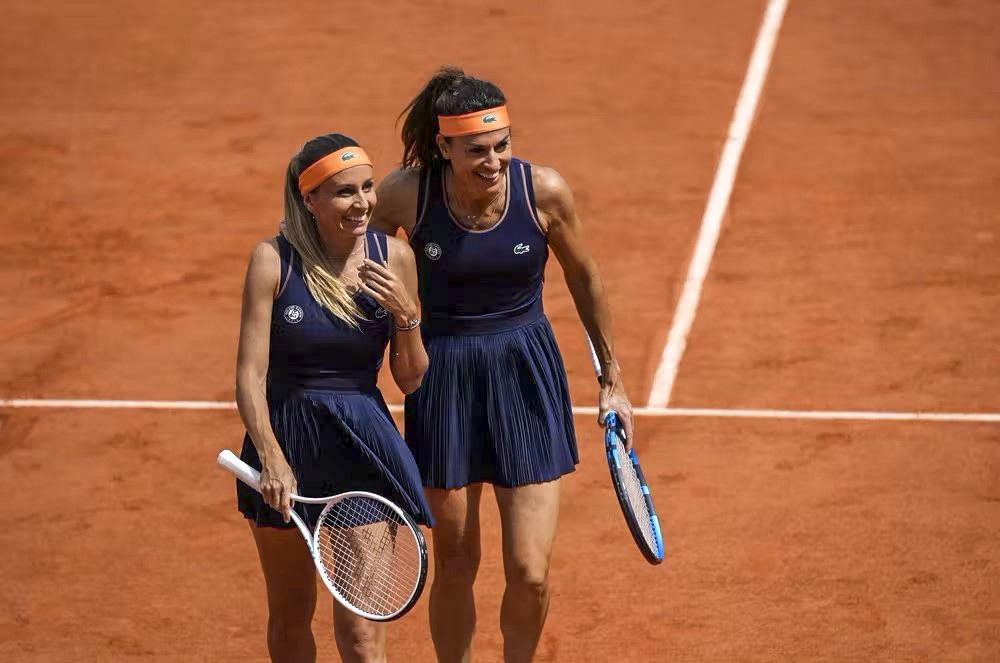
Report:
404,157,578,488
237,230,433,527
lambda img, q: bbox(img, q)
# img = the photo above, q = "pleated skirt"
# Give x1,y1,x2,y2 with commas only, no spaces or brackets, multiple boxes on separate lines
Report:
404,315,579,488
238,388,434,528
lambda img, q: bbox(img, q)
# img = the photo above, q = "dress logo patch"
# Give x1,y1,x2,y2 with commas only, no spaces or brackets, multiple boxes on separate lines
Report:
374,307,388,319
513,243,531,255
283,305,304,324
424,242,443,261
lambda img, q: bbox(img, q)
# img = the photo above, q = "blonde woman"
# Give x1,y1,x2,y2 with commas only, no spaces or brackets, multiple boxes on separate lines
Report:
234,133,432,663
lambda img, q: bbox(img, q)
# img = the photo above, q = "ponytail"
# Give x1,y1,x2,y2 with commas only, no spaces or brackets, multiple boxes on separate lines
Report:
399,66,507,169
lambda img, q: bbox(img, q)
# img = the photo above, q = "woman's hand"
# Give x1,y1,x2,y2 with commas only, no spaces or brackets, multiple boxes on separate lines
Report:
259,454,297,523
600,381,636,451
358,258,419,324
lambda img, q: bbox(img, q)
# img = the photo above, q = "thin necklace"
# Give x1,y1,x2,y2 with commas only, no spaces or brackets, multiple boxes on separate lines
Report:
321,236,366,291
321,234,365,264
444,167,506,230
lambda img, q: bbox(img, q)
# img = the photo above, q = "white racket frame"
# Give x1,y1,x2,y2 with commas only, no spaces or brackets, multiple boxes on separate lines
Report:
217,449,427,621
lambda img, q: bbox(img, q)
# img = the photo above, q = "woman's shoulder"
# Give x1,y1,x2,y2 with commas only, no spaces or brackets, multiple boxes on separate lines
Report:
251,235,282,263
373,167,422,234
378,166,422,201
245,236,283,295
385,232,416,264
528,163,574,212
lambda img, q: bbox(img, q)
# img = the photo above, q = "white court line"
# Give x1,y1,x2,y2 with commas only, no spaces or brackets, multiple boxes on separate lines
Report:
647,0,790,407
2,399,998,423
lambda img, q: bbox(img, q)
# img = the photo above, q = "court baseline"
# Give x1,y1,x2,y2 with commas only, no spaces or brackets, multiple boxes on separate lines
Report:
3,398,998,423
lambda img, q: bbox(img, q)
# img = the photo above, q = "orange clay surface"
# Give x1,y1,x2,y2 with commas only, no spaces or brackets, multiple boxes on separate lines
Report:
1,1,998,661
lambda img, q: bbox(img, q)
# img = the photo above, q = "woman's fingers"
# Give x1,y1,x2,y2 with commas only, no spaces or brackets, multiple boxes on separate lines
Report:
360,281,388,301
599,388,636,452
361,258,392,275
263,481,283,516
620,409,635,452
278,483,292,523
359,264,395,289
361,270,393,290
261,482,276,508
260,474,295,523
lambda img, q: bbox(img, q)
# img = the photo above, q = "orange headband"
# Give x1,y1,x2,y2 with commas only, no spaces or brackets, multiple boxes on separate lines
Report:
438,105,511,137
297,147,373,194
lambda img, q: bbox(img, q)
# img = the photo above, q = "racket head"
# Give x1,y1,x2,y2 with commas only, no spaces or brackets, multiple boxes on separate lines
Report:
311,491,428,621
603,411,665,564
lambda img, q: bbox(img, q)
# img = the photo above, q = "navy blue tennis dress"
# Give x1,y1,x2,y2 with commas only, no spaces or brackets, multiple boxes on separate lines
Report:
404,157,578,488
237,230,433,527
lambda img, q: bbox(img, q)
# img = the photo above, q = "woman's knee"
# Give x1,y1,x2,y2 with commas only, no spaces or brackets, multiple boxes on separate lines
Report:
426,486,483,584
265,590,316,629
251,524,318,629
434,538,482,583
505,560,551,599
267,609,314,642
334,608,385,662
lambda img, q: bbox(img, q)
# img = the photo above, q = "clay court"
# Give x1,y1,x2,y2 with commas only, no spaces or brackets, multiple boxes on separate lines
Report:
2,1,998,661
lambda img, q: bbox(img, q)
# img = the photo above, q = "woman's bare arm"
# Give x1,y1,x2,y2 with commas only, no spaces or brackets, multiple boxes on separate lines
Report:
234,238,296,520
534,165,636,446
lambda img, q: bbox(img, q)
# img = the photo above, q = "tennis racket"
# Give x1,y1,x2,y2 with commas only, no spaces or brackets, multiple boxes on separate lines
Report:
585,336,665,565
217,449,428,620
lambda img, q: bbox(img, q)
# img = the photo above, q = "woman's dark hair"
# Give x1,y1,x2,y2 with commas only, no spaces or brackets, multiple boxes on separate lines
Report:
399,66,507,169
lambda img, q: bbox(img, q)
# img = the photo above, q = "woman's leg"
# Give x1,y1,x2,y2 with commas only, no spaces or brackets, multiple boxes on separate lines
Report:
249,523,319,663
425,484,484,663
493,479,561,663
333,600,387,663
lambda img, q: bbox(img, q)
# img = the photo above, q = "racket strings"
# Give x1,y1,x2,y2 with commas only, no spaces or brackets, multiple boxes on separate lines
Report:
314,496,420,617
612,435,658,552
316,521,416,615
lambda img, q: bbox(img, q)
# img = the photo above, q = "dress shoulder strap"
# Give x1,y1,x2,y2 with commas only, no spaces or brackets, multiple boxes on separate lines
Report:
412,165,437,237
515,159,545,235
274,233,297,299
365,229,389,265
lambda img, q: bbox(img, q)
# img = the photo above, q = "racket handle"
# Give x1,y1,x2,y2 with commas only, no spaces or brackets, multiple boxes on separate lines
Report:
585,333,605,386
217,449,262,491
586,333,619,428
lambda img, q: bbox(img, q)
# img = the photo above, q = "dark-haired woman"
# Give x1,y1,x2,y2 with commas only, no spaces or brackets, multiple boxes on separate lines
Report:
372,67,635,663
235,133,432,663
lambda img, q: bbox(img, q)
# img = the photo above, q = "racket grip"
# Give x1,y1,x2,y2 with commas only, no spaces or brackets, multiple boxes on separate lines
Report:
585,333,605,386
217,449,262,491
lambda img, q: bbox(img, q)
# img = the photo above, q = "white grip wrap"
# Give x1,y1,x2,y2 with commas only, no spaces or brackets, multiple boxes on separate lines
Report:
586,334,602,379
217,449,262,491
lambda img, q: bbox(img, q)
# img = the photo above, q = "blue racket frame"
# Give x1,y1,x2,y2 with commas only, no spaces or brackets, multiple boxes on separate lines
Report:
586,333,664,564
603,410,665,564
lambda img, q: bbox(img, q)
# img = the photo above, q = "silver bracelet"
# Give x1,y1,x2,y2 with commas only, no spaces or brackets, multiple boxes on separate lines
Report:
395,316,421,331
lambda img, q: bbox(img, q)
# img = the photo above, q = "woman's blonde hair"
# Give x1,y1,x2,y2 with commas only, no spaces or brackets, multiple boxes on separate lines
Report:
282,133,364,327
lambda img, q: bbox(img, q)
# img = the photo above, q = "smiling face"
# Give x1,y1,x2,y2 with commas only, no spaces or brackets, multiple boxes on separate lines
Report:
437,128,512,195
302,164,376,239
